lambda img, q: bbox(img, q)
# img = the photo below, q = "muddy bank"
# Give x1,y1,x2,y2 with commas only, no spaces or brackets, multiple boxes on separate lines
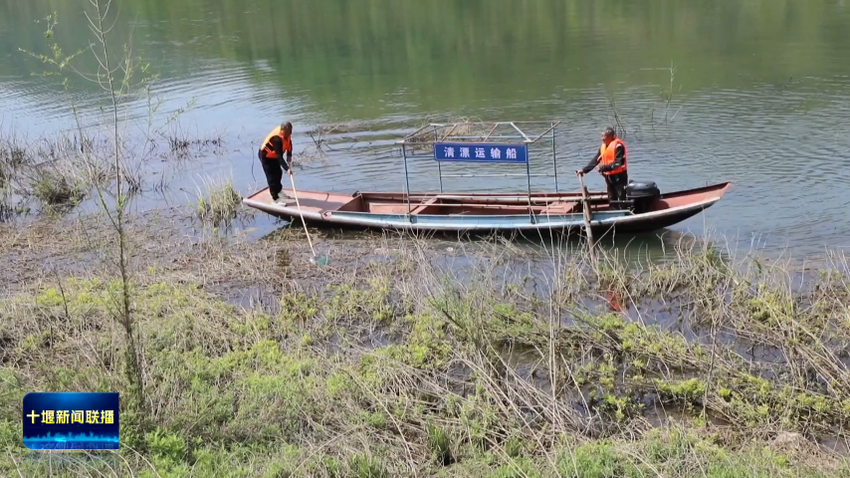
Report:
2,208,850,476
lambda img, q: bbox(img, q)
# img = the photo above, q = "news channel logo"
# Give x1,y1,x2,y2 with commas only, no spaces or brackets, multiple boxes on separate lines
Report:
23,392,119,450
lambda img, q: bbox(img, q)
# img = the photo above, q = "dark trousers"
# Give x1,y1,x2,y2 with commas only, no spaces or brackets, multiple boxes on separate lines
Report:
604,171,628,208
259,152,284,200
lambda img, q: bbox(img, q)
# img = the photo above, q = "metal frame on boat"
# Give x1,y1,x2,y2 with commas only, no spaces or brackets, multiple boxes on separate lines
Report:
242,120,731,235
397,120,562,223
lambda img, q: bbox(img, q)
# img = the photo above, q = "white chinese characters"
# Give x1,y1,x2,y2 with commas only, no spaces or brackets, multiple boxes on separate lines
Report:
437,144,524,161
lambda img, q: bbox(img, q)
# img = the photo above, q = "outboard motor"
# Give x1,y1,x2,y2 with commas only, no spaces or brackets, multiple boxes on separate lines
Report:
625,180,661,214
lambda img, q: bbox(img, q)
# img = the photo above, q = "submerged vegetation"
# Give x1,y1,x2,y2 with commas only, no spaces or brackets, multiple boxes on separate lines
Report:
193,178,243,228
0,131,96,214
0,125,229,219
1,210,849,476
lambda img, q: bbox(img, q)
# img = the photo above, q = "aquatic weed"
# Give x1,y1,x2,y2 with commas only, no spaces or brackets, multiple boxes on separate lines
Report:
194,179,242,228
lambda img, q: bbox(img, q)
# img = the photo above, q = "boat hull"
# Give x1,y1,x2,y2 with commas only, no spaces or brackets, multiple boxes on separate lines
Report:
242,182,731,235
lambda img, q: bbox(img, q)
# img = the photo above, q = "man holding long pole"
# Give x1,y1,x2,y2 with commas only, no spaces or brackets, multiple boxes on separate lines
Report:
575,126,629,208
258,121,295,204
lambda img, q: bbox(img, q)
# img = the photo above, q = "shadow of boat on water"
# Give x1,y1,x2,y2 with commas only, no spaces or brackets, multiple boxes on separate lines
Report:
265,217,707,266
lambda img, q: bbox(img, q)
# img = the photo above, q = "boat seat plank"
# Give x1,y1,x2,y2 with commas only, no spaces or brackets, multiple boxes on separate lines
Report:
540,201,579,215
410,197,440,215
412,203,559,213
364,200,582,216
366,203,413,214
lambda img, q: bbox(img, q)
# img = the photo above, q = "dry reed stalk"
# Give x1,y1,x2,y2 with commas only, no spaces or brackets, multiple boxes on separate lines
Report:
2,208,850,476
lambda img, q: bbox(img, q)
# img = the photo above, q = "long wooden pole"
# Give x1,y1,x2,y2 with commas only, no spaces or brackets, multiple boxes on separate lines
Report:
577,174,596,259
287,171,324,265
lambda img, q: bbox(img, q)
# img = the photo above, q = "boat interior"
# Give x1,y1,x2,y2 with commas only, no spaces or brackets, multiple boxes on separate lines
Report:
244,182,730,217
353,195,587,216
249,189,621,216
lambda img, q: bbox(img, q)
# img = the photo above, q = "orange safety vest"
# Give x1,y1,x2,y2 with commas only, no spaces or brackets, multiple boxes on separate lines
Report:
260,126,292,159
599,138,627,176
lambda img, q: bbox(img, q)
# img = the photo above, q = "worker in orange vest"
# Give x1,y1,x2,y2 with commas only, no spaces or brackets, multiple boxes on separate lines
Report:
258,121,294,203
576,126,628,208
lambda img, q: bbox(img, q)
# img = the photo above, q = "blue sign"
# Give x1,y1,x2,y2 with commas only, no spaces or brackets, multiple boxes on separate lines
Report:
23,393,120,449
434,142,528,164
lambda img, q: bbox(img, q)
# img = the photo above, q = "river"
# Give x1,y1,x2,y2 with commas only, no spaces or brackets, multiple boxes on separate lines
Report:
2,0,850,260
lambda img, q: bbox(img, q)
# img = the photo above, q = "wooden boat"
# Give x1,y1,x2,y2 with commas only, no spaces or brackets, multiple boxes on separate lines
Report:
242,181,731,234
244,121,731,234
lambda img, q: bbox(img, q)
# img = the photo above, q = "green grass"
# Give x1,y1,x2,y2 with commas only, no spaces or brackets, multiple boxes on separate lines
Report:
194,179,242,228
1,217,849,477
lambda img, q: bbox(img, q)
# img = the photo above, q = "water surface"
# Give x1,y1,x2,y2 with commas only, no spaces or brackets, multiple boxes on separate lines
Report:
2,0,850,259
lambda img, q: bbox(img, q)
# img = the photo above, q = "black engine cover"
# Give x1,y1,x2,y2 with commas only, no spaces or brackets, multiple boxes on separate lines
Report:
626,181,660,199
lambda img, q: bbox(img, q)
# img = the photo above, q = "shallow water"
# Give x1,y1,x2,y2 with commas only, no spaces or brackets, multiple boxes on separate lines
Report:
2,0,850,260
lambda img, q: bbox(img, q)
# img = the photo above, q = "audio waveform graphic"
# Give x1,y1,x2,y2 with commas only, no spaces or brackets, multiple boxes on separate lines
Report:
24,431,119,450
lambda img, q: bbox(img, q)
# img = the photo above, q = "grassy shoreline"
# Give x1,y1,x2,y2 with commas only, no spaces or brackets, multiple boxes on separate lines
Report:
1,210,849,477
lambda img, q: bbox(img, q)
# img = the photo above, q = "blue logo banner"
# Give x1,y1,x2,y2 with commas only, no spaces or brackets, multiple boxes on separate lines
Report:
434,142,528,164
23,393,120,450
